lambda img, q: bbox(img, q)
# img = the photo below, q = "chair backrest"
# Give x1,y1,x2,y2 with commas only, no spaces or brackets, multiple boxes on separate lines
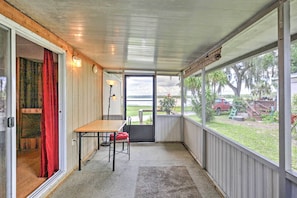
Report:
126,116,132,134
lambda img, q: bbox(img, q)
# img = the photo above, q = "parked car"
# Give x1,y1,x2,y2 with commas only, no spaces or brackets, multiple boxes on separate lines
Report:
212,98,232,115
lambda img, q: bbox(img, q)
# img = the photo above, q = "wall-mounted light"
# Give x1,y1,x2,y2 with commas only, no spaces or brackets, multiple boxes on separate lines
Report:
72,55,82,67
92,64,98,73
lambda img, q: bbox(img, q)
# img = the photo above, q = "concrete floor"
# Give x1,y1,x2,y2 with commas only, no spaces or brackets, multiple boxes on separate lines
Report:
48,142,223,198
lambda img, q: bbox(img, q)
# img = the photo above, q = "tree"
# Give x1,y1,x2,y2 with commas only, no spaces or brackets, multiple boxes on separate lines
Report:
292,42,297,73
184,76,215,122
206,70,228,98
224,52,279,97
260,51,278,78
184,75,202,97
224,60,254,97
250,81,272,99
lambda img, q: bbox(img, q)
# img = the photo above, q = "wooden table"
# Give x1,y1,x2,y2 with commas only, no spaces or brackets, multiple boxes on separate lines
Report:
74,120,126,171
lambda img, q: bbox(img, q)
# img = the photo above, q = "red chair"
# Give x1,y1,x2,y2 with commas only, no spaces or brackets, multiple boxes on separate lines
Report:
109,117,131,161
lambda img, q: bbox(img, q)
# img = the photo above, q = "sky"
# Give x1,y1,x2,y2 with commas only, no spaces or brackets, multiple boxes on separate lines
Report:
126,76,181,97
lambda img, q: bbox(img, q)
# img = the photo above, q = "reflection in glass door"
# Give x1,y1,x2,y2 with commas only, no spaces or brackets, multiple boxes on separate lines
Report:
125,76,155,142
0,25,11,197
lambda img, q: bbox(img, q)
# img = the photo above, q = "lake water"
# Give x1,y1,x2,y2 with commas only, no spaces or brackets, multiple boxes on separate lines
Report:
127,98,182,106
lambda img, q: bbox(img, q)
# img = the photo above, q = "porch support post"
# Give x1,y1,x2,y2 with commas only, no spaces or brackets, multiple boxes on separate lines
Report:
278,1,291,197
180,72,185,142
201,68,206,168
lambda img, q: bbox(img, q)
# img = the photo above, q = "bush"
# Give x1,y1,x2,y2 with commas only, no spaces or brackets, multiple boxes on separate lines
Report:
261,111,278,123
159,94,176,114
191,88,215,122
232,97,246,112
292,94,297,114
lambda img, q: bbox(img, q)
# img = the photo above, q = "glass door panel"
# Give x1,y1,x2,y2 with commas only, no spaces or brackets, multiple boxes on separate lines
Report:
0,24,10,198
126,76,154,125
125,76,155,142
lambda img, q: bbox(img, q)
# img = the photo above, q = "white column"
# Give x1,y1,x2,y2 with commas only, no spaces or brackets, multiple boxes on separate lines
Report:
202,68,206,168
278,1,291,197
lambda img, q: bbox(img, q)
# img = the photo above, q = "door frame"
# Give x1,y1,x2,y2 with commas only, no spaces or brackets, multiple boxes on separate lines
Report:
124,74,156,142
0,14,67,198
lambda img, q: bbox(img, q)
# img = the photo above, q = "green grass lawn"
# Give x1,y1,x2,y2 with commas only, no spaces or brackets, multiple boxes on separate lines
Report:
206,117,279,163
126,106,152,117
126,105,190,117
181,113,297,170
127,105,297,170
207,115,297,170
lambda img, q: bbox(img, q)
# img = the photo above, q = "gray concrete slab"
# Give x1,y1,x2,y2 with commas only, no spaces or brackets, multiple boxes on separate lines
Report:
48,142,222,198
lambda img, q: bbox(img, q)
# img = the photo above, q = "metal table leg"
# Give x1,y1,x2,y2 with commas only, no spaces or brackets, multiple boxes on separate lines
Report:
78,133,82,171
97,132,100,150
113,131,116,171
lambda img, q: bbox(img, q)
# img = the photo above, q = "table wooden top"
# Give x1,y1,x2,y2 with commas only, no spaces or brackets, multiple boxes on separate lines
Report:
74,120,127,133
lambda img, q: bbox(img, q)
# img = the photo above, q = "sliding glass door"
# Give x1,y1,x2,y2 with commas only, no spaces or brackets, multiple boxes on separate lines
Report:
0,24,12,198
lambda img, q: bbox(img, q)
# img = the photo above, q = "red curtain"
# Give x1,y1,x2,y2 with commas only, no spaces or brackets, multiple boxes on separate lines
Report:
40,49,59,177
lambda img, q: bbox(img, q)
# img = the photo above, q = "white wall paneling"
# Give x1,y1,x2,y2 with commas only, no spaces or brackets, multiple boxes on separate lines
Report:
155,115,182,142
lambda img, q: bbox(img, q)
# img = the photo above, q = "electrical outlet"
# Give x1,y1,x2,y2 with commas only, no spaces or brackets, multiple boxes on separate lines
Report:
72,139,76,146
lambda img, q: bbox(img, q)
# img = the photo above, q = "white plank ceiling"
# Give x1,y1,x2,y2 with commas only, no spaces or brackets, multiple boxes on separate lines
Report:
5,0,297,74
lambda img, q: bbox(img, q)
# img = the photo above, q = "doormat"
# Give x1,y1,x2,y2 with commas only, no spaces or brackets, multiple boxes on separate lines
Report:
134,166,202,198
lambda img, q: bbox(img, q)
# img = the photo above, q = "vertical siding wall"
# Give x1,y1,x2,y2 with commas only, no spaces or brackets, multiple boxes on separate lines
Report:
155,115,182,142
184,119,203,163
183,118,281,198
291,179,297,195
0,2,103,173
68,62,102,171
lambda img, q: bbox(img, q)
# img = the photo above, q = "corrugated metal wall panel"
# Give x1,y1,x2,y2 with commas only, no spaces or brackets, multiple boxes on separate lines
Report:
255,161,264,198
248,157,255,198
272,171,279,198
263,166,273,198
184,119,203,164
183,118,282,198
291,181,297,197
155,115,182,142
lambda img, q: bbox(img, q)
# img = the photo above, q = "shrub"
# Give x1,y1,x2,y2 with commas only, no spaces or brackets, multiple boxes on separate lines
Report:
159,94,176,115
232,97,246,112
